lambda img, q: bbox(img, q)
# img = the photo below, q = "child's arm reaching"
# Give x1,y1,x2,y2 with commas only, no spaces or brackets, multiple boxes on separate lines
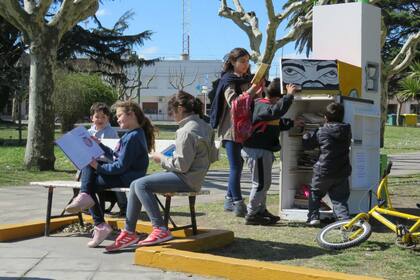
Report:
302,129,319,150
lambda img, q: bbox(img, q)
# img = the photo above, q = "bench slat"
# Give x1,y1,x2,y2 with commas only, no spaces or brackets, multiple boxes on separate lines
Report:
30,180,210,196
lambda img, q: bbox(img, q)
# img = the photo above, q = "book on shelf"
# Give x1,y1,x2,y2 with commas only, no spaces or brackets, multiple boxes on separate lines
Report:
55,126,104,170
251,63,269,84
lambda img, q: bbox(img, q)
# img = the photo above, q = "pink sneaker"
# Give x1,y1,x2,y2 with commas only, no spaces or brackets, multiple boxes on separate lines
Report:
105,230,139,252
65,193,95,214
87,223,112,248
138,227,173,246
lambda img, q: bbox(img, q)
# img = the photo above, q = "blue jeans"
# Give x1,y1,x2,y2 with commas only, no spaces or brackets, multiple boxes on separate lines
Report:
126,172,193,232
80,165,126,226
223,140,244,201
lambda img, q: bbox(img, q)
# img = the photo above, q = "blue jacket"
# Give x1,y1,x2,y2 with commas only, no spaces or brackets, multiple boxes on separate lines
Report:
96,128,149,187
209,72,252,129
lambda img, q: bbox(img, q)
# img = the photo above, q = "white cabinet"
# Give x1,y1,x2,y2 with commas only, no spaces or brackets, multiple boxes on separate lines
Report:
278,96,380,221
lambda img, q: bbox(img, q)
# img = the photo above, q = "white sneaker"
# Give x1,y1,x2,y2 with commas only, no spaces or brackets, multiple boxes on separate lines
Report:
87,223,112,248
307,219,321,226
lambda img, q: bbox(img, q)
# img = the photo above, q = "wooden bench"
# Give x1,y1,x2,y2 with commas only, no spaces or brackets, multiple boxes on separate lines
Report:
30,180,210,237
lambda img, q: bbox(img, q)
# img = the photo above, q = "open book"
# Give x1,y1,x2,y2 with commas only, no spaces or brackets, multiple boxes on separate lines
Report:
251,63,269,84
55,126,104,170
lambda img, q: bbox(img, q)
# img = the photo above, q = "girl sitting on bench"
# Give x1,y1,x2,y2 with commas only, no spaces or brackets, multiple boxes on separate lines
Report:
65,101,156,248
106,91,217,252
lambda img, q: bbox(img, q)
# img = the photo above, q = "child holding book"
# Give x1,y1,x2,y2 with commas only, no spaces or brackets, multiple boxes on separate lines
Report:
302,102,352,226
66,101,156,248
209,47,262,217
88,102,127,216
242,79,303,225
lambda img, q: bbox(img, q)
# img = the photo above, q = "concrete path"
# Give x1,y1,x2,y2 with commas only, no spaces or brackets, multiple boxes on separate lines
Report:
0,234,221,280
388,153,420,176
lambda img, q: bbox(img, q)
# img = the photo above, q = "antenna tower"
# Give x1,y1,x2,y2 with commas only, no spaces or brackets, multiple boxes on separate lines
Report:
181,0,190,60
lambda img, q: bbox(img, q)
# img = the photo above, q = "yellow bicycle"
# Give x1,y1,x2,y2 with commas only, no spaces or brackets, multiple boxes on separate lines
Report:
317,162,420,250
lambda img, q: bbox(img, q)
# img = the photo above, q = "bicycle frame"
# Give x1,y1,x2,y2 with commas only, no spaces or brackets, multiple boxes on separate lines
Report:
344,174,420,243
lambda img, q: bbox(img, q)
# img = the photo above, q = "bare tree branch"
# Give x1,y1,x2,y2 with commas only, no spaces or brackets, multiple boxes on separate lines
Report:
219,0,262,62
50,0,99,39
169,66,198,91
0,1,33,36
35,0,54,21
387,31,420,78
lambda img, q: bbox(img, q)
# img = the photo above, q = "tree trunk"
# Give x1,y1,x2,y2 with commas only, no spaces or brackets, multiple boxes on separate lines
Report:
24,36,58,170
396,101,402,126
379,78,389,148
11,96,18,122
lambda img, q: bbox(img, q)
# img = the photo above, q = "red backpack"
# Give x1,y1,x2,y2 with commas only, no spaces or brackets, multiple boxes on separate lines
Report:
231,95,272,144
231,92,255,144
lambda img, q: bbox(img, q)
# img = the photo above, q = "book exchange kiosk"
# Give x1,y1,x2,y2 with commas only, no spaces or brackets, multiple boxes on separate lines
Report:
278,2,381,221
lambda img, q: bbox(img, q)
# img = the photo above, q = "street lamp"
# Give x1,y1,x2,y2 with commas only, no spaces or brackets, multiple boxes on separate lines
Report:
201,85,208,115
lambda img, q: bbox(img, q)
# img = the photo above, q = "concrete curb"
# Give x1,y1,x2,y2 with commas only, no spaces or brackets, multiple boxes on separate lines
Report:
135,246,382,280
0,216,78,241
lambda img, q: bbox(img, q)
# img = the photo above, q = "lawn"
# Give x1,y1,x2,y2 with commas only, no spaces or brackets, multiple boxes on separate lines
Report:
170,183,420,280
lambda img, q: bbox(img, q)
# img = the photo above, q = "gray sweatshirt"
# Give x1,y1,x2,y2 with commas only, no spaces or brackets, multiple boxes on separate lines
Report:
161,114,215,191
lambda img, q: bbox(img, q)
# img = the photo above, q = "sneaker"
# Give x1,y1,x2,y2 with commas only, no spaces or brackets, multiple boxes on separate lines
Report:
65,193,95,214
245,213,272,225
224,196,234,212
260,209,280,224
233,200,246,217
138,227,173,246
87,223,113,248
105,230,139,252
306,219,321,226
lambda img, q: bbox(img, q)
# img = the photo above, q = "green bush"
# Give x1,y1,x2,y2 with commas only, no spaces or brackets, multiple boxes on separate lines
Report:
54,71,117,132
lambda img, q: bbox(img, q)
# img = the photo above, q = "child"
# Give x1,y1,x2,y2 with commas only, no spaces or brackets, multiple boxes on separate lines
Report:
302,102,352,226
88,102,127,216
66,101,156,247
106,91,217,251
209,47,262,217
88,102,119,139
242,79,303,225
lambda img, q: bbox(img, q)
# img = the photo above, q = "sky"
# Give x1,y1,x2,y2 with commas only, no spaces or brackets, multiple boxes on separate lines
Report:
90,0,306,72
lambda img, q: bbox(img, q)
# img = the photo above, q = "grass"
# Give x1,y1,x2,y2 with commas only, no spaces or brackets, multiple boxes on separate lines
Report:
382,125,420,155
170,183,420,280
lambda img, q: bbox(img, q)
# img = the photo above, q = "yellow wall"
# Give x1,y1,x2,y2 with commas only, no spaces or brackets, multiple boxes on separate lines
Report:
337,61,362,97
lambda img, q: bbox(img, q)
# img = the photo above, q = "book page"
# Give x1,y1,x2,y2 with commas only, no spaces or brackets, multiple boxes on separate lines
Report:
56,126,104,170
251,63,269,84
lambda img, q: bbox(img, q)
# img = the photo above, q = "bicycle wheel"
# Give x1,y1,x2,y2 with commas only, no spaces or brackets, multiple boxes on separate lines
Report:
316,219,372,250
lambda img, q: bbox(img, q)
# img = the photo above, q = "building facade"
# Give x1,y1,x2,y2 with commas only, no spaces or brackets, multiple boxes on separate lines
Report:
126,59,222,120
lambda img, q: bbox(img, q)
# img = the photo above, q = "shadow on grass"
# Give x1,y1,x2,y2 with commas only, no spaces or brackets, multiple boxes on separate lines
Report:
208,237,338,262
0,138,26,147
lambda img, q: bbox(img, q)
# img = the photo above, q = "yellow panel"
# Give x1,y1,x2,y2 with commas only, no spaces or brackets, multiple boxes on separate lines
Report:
338,61,362,97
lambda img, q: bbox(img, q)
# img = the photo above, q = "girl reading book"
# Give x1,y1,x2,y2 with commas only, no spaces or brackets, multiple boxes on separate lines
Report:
65,101,156,248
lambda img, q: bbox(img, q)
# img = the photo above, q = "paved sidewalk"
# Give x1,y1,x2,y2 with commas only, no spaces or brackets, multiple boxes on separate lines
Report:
0,234,221,280
388,153,420,176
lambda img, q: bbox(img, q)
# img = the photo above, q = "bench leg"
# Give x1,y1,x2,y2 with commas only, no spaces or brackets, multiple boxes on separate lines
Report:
155,195,177,229
189,196,197,235
45,187,54,237
163,196,171,229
